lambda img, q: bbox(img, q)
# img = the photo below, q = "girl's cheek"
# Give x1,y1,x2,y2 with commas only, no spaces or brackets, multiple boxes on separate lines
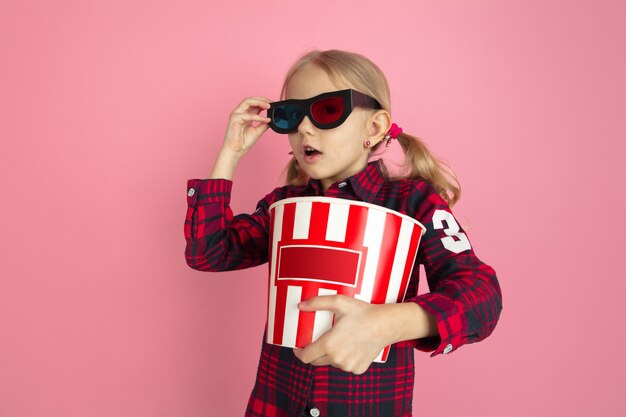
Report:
288,138,300,154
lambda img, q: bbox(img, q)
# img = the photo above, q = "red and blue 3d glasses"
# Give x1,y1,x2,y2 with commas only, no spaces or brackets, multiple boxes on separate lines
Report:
267,89,382,134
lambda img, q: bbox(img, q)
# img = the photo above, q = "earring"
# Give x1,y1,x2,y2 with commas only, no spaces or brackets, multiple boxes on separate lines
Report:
364,139,371,148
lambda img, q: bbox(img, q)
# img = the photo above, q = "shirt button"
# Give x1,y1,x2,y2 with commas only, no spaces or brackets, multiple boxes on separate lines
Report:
337,181,347,188
187,188,195,197
310,407,320,417
443,344,453,354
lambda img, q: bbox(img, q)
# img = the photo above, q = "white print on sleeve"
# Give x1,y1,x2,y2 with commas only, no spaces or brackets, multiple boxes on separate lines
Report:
432,209,472,254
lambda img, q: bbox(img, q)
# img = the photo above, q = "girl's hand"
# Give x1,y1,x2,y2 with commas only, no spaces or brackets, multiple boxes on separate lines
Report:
222,96,272,158
292,295,394,375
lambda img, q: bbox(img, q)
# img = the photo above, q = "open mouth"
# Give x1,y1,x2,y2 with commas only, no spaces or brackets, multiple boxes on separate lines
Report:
304,146,321,157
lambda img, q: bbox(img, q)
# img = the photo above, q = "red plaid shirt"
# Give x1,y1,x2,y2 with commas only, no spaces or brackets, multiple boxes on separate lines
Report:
184,160,502,417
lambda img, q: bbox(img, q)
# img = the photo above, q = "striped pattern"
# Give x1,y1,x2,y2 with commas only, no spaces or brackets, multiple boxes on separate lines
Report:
266,197,424,363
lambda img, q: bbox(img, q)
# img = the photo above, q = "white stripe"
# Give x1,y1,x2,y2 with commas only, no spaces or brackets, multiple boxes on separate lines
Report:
267,205,283,344
282,286,303,348
373,347,388,363
355,209,385,302
325,203,350,242
293,201,312,239
311,288,337,342
385,220,415,304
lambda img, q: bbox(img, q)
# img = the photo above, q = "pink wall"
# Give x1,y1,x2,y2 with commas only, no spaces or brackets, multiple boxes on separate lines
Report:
2,1,625,416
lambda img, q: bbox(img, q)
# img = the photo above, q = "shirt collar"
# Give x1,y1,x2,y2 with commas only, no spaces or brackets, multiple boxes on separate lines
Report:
305,159,386,204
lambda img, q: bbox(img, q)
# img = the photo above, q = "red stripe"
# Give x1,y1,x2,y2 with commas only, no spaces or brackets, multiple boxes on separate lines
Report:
380,346,390,362
272,285,287,345
344,205,368,247
308,201,330,243
296,286,318,347
397,224,423,302
371,212,401,304
281,202,296,242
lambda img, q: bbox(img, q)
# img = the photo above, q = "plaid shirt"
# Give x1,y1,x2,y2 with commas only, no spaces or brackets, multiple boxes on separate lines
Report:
184,160,502,417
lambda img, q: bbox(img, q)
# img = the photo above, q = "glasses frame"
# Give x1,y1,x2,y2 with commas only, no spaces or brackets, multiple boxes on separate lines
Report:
267,89,382,134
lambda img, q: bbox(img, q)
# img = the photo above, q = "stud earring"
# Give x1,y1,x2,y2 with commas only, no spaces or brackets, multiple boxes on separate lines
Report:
364,139,371,148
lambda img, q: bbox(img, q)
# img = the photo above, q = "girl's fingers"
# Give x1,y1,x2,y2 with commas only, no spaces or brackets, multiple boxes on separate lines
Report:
235,113,272,123
245,112,272,120
234,97,272,113
252,123,270,137
221,96,274,154
310,355,332,367
243,96,272,102
293,346,324,365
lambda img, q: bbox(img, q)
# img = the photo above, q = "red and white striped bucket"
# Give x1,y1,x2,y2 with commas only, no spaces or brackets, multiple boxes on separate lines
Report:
266,197,426,363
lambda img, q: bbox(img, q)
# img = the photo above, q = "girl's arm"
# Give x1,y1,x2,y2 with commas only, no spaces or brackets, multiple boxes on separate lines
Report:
184,178,275,272
210,96,273,180
406,186,503,356
184,96,274,272
294,295,439,374
294,182,502,372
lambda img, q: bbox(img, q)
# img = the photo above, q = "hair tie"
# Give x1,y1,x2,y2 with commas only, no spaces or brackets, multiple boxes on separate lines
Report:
384,123,403,147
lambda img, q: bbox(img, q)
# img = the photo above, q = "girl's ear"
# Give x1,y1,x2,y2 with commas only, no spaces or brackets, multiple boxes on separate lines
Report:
367,110,392,146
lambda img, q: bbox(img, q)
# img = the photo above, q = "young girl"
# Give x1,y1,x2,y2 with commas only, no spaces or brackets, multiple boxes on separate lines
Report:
184,49,502,417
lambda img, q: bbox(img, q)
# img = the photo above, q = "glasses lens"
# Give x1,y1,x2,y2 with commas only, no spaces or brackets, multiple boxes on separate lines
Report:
273,104,303,130
311,97,345,125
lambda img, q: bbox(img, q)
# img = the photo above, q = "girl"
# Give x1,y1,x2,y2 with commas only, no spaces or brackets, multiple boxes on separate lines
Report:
184,49,502,417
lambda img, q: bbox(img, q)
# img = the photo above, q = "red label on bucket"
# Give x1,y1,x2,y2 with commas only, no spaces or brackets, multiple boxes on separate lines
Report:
278,246,361,287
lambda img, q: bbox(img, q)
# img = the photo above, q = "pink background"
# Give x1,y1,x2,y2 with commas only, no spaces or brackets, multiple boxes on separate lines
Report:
1,1,624,416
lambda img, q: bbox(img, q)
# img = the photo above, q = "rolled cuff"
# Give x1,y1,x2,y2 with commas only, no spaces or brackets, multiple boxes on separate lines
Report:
408,293,467,357
187,178,233,206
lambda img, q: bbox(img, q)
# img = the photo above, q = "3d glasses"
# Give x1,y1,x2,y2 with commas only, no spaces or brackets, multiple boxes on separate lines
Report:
267,89,382,134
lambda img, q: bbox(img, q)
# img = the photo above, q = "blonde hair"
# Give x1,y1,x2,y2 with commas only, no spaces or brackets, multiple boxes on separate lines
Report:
280,49,461,207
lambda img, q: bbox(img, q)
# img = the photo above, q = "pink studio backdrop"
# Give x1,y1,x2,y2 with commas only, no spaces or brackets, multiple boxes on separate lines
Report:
1,1,624,416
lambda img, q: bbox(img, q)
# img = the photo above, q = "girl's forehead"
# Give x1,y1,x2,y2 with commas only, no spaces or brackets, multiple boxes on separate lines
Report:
285,65,351,99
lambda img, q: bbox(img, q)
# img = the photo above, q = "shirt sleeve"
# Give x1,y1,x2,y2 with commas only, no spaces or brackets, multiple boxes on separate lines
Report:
184,178,274,272
405,185,503,357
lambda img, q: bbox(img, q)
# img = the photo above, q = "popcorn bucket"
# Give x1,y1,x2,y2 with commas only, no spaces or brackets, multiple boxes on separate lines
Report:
266,197,426,363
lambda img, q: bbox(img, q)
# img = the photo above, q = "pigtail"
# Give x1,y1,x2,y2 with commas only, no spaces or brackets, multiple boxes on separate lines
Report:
284,158,308,186
390,132,461,207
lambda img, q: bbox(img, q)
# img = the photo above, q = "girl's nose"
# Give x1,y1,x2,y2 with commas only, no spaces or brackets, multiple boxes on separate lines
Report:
297,115,315,134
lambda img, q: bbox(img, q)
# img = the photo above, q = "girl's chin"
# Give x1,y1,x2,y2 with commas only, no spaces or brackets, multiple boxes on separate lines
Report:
299,166,325,179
